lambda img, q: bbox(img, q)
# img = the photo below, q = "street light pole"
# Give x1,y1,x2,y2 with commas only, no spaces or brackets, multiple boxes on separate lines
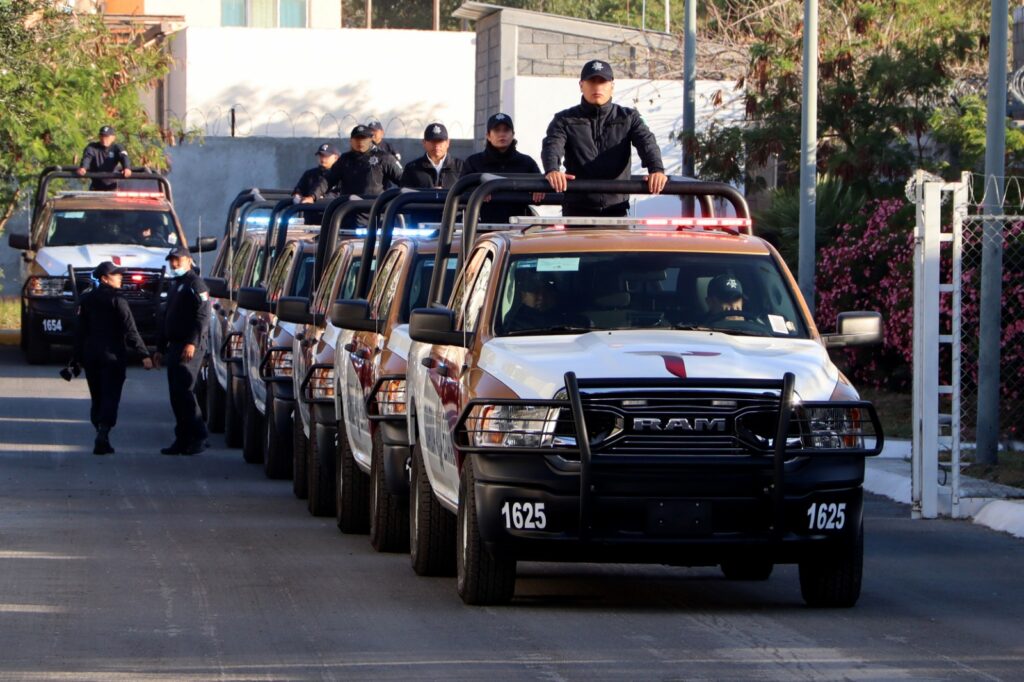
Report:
977,0,1009,465
682,0,696,214
798,0,819,312
366,0,372,29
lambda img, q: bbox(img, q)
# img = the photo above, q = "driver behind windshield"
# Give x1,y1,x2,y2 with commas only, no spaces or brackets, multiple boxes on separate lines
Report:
505,271,589,334
132,223,167,247
705,274,745,321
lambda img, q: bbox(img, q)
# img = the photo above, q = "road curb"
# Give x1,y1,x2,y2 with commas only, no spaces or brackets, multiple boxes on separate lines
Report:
0,329,20,346
865,440,1024,539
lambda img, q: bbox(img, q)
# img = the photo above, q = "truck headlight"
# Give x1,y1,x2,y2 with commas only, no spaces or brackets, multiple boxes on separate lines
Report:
26,276,70,298
373,378,406,416
307,367,334,400
465,404,561,448
803,406,864,449
268,349,293,378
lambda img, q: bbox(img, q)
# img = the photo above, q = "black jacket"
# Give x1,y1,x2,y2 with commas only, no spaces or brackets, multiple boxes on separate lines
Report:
461,142,541,223
74,284,149,365
292,166,331,200
79,142,131,191
374,140,401,161
159,270,211,352
401,154,464,190
541,98,664,211
321,149,402,198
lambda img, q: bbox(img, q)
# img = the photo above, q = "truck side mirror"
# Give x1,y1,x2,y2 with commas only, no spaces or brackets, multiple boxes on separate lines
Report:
822,311,883,348
8,233,30,250
409,308,470,347
330,299,377,332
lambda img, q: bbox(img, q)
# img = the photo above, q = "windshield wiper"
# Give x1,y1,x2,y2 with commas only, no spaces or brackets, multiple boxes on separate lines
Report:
504,325,593,337
670,323,773,337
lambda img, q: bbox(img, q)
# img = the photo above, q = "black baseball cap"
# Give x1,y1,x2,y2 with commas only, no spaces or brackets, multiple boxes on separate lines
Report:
580,59,614,81
350,125,373,139
366,119,384,131
165,246,192,260
487,113,514,131
99,125,116,136
423,123,449,141
707,274,743,301
93,261,124,279
316,143,340,156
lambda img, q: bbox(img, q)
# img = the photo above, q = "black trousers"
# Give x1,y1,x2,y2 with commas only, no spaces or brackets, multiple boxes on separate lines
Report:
562,201,630,218
84,362,126,429
166,341,208,446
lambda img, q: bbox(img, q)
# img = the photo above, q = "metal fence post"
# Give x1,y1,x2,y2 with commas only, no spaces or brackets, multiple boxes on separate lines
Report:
913,174,941,519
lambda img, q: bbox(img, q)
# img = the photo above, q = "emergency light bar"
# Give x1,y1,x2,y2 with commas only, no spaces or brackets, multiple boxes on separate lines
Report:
418,223,520,233
354,227,439,238
113,191,166,199
54,190,165,200
509,215,753,235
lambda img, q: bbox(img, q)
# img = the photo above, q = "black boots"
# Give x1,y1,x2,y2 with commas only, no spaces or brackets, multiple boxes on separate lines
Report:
93,426,114,455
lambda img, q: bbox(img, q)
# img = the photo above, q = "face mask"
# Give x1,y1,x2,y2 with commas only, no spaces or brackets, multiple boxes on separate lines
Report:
170,266,189,277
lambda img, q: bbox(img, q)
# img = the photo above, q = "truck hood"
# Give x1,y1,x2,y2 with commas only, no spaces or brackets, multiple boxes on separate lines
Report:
477,330,839,401
35,244,171,275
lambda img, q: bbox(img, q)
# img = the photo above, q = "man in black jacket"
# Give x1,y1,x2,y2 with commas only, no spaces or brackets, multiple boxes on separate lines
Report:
292,143,340,203
541,60,667,217
321,125,402,199
461,113,543,223
367,119,401,162
76,125,132,191
155,247,212,455
74,261,153,454
401,123,464,190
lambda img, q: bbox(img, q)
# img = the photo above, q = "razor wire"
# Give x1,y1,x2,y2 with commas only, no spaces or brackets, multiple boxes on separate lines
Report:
164,106,473,141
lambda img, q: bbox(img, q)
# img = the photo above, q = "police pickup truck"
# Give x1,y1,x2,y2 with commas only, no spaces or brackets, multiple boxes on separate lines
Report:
403,176,884,606
8,167,215,363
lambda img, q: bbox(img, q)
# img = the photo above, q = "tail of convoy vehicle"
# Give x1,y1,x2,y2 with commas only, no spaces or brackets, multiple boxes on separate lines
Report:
277,199,375,505
238,235,317,471
330,190,463,551
402,175,885,606
8,166,216,364
202,188,292,434
225,200,322,460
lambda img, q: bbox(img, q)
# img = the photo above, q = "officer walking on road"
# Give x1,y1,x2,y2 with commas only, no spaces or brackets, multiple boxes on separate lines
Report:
541,60,667,217
76,125,132,191
73,262,154,455
401,123,464,190
367,120,401,162
155,247,211,456
321,125,403,199
292,143,340,204
461,113,542,223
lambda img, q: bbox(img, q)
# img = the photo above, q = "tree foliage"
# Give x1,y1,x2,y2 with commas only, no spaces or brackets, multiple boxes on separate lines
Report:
685,0,992,196
0,0,170,232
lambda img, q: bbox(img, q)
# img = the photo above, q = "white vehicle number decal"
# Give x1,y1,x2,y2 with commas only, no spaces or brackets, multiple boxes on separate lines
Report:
501,501,547,530
42,319,62,333
806,502,846,530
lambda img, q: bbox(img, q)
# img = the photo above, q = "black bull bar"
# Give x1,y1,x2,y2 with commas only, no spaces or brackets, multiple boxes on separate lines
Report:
454,372,884,543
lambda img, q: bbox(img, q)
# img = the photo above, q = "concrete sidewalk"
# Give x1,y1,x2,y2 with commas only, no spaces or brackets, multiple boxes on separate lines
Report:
866,438,1024,539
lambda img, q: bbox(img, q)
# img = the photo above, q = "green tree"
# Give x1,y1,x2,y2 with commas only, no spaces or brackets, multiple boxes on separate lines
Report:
0,1,170,233
685,0,991,197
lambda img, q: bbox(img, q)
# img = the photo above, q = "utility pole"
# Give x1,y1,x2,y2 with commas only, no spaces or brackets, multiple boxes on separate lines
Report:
665,0,670,33
642,0,647,31
977,0,1009,465
798,0,819,312
682,0,696,214
433,0,440,30
365,0,372,29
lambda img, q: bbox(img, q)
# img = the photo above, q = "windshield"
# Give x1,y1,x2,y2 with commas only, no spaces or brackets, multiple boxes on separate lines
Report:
46,209,179,247
402,255,458,322
495,252,809,338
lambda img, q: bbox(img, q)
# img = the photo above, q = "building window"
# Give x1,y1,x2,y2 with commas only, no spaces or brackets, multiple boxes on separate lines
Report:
220,0,308,27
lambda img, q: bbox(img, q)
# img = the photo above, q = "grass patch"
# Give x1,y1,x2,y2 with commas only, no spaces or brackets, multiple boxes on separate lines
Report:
856,387,912,440
961,449,1024,488
0,296,18,329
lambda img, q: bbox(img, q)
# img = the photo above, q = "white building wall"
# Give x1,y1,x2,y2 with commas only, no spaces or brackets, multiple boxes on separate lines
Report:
167,27,476,139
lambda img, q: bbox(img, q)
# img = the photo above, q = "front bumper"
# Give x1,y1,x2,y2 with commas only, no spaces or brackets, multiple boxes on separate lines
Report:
459,372,882,565
24,296,162,344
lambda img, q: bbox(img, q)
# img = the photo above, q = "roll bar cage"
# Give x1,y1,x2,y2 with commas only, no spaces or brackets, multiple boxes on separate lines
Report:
33,165,174,223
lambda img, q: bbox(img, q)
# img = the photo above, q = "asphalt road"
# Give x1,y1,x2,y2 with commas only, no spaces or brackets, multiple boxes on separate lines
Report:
1,347,1022,681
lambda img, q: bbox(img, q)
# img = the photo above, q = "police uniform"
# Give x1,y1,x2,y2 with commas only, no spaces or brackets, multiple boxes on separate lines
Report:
159,247,212,455
401,123,464,190
541,60,665,217
292,143,339,202
461,113,542,223
74,262,150,454
79,126,131,191
321,126,402,199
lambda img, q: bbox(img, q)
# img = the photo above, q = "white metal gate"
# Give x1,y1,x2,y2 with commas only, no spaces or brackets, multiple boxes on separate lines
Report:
912,171,967,519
